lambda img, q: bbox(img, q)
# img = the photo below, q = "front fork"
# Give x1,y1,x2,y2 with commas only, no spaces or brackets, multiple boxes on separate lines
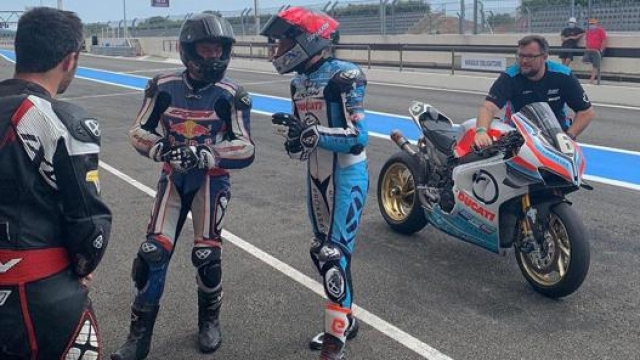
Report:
519,194,538,253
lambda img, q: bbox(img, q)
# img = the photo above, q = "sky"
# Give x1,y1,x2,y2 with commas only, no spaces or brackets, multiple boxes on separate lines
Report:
9,0,334,23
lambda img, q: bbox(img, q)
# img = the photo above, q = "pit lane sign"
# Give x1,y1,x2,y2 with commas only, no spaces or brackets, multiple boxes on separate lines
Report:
461,56,506,72
151,0,169,7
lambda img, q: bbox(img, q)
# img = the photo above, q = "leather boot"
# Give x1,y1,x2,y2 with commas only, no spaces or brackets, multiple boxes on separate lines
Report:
319,333,346,360
309,316,359,350
197,289,222,353
111,305,159,360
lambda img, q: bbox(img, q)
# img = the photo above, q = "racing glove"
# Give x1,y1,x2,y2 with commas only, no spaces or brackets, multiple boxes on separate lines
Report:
271,112,319,158
163,145,216,172
149,138,172,162
195,145,217,169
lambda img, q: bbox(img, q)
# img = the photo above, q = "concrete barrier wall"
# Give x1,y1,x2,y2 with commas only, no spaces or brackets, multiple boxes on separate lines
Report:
90,46,137,57
136,33,639,77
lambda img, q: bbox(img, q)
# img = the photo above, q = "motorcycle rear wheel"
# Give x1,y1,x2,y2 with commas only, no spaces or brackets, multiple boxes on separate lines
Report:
377,151,428,235
515,202,590,298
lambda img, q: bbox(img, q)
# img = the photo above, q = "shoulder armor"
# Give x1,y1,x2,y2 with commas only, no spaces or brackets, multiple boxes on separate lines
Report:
144,75,161,98
234,86,252,110
52,101,101,145
330,65,365,91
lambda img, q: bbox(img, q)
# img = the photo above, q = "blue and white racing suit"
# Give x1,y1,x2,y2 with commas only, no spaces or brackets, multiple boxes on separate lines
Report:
291,58,368,343
129,71,254,309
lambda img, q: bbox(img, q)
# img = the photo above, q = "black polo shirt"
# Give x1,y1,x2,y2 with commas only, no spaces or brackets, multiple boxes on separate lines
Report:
486,61,592,129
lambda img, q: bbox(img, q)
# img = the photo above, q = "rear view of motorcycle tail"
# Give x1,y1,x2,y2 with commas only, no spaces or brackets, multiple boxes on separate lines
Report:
378,101,590,298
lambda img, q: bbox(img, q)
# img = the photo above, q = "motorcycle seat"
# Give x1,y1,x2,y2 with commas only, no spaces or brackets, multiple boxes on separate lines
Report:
427,128,458,155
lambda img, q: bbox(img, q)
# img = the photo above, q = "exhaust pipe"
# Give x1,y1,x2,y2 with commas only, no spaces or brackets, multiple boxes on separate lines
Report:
390,130,417,156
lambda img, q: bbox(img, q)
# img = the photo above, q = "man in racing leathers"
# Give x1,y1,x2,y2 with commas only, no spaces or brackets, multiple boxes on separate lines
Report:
111,13,254,360
475,35,595,148
261,7,368,360
0,7,112,359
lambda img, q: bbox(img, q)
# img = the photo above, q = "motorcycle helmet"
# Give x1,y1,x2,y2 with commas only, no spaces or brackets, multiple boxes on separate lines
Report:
260,7,339,74
179,13,235,83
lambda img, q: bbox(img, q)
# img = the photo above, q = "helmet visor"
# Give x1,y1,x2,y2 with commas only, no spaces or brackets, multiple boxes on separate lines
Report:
260,14,303,39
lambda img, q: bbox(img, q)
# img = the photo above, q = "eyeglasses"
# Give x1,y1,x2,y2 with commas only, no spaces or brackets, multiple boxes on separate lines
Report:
516,53,545,61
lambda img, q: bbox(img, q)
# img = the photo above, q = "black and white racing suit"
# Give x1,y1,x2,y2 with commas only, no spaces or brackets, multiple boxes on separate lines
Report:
0,79,112,359
128,72,254,310
290,58,368,345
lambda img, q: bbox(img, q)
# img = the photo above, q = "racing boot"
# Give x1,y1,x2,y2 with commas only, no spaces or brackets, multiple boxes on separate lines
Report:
310,316,359,350
197,288,222,353
111,305,159,360
319,334,347,360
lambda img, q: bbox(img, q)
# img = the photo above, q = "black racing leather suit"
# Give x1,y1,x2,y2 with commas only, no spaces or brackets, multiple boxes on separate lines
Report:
0,79,112,359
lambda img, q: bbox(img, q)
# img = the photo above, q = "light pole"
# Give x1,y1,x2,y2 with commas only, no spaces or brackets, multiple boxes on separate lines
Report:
123,0,128,39
254,0,260,35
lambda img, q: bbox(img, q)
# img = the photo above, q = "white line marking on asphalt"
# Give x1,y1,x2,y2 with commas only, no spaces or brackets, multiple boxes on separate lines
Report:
60,91,141,100
583,175,640,191
580,143,640,156
98,160,455,360
80,64,153,79
241,79,292,86
74,76,143,91
123,67,184,74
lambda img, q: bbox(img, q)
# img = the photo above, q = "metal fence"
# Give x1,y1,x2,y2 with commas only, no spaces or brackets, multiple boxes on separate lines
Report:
8,0,640,39
524,0,640,33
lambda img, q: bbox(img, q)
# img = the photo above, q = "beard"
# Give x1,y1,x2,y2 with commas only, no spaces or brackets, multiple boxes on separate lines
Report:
57,73,73,94
520,67,535,77
57,58,78,95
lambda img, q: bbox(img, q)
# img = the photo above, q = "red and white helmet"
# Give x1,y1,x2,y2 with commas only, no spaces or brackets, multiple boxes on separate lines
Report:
260,7,339,74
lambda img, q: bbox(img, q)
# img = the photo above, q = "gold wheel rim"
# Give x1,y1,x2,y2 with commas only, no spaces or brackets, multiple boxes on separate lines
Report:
381,163,416,222
519,213,571,287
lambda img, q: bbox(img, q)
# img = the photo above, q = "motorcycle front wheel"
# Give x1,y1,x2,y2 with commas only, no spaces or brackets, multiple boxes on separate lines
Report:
515,202,590,298
377,151,428,235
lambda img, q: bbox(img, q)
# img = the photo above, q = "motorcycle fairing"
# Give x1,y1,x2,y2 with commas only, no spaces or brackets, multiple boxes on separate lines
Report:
510,112,584,186
427,155,530,253
428,200,500,253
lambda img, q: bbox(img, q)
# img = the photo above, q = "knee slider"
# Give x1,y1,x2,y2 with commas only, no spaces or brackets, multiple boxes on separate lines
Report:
317,243,348,304
132,240,169,290
192,246,221,290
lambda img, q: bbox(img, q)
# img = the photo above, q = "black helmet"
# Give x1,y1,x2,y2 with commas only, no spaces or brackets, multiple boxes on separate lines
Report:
260,7,338,74
179,13,235,83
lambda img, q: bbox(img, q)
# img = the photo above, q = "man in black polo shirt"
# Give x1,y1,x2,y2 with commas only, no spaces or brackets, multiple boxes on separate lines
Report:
474,35,595,148
560,17,585,67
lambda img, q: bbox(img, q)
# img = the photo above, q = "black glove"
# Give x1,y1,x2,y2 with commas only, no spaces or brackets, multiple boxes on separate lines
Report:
284,138,303,154
272,112,319,158
162,145,200,172
271,112,307,139
162,145,217,171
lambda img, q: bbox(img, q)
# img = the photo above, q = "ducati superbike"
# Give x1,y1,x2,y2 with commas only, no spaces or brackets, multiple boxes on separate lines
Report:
378,101,591,298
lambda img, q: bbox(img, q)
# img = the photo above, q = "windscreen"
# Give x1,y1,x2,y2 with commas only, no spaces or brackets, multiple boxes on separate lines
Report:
516,102,565,150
